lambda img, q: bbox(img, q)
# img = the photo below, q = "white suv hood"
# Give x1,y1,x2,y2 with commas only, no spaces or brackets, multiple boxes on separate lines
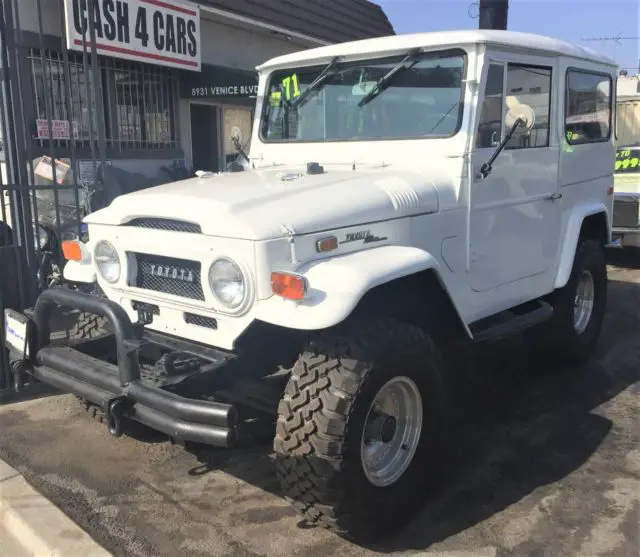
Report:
85,165,442,240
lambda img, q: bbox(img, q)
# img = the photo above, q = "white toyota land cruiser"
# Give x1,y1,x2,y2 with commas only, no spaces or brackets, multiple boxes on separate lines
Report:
4,30,617,540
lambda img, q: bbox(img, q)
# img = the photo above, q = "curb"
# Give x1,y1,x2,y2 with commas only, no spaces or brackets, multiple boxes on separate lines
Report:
0,458,112,557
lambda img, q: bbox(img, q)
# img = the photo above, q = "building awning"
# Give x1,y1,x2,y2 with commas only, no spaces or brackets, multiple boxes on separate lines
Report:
180,64,258,99
198,0,395,45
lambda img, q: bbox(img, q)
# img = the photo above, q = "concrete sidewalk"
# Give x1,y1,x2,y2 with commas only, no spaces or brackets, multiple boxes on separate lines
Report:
0,458,112,557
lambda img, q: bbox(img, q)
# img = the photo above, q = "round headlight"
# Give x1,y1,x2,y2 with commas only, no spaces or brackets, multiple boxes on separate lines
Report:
94,240,120,284
208,258,246,309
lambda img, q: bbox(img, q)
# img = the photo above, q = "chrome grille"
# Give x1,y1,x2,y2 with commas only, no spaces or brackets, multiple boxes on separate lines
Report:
131,253,205,300
613,199,640,228
184,313,218,329
126,218,202,234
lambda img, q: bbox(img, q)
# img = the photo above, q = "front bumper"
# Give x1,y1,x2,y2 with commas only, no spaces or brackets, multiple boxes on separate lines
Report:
5,288,239,447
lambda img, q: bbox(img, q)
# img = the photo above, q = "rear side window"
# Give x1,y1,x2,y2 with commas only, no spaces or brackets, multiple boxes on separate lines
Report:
565,70,612,145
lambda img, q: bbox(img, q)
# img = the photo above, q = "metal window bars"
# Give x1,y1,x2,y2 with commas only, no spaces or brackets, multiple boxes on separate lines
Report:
0,0,178,390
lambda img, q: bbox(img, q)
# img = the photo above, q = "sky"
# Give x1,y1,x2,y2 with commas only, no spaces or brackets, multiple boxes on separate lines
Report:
377,0,640,74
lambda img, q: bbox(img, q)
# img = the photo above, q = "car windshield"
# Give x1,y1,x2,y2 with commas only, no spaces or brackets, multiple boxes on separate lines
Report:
260,50,466,142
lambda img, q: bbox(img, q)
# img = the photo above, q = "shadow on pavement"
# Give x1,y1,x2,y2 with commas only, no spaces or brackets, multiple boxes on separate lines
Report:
606,247,639,269
182,275,639,551
1,269,636,554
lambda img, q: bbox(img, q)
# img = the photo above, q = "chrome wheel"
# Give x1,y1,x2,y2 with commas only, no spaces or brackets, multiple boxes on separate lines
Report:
574,269,595,334
360,376,423,488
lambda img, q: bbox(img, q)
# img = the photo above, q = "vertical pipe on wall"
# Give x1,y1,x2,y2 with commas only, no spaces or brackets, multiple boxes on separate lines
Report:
478,0,509,31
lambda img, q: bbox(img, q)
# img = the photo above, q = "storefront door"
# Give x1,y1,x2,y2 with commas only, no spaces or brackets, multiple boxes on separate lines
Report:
190,104,219,172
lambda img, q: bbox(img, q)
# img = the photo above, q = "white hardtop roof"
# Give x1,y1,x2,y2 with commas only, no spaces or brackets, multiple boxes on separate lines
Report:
257,29,617,71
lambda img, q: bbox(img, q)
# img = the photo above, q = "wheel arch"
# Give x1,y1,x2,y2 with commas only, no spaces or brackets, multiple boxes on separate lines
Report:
350,268,472,342
255,245,472,340
554,203,610,290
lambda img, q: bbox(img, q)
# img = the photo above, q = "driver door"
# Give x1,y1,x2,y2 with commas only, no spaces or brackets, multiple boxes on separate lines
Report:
469,56,561,293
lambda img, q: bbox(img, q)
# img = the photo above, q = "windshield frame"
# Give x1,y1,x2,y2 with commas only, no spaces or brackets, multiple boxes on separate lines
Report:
258,48,469,144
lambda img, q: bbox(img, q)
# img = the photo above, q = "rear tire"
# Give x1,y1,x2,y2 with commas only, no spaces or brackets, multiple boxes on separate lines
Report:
274,318,447,541
523,239,607,365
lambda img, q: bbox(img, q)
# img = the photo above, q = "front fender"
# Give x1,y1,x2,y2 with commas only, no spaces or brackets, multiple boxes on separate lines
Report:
554,202,610,289
254,245,461,331
63,260,97,284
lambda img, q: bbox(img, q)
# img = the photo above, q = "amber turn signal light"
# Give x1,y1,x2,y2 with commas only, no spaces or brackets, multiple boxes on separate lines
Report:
271,272,306,301
61,240,83,261
316,236,338,253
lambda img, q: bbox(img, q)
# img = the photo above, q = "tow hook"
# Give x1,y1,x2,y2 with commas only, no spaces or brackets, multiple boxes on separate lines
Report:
106,397,128,438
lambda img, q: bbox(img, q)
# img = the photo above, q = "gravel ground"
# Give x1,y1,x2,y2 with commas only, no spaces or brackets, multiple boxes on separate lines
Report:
0,251,638,557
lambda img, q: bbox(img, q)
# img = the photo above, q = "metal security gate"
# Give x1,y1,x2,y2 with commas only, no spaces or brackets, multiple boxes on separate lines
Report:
0,0,107,390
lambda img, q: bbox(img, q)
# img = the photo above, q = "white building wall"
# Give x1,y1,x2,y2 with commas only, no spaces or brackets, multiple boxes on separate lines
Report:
199,14,309,71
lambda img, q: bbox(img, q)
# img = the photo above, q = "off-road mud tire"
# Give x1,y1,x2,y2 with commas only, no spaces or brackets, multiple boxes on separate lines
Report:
523,239,607,365
274,318,447,542
69,288,111,416
69,312,110,340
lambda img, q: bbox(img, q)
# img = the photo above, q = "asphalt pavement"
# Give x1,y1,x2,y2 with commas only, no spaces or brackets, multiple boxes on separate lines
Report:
0,251,638,557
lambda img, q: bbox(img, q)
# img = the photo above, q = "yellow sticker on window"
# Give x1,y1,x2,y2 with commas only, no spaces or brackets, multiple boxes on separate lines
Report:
269,91,282,107
268,74,301,108
281,74,301,101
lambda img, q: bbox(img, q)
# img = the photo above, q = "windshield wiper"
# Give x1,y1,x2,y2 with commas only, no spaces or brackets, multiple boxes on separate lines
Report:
357,48,422,108
288,56,342,109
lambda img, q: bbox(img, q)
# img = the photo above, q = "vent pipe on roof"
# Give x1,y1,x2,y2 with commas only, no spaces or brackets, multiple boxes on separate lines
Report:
478,0,509,30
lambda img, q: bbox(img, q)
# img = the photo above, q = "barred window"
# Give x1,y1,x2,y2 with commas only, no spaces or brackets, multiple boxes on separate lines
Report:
30,49,97,141
110,58,178,148
29,49,179,150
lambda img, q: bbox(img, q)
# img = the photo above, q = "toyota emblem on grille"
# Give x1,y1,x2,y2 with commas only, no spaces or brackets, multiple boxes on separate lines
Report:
149,264,195,283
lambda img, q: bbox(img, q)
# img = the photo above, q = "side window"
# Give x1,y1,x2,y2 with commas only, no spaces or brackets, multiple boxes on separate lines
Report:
476,63,505,149
565,70,612,145
504,64,552,149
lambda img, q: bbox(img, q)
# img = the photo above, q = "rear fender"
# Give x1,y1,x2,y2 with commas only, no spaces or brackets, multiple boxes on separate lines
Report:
554,202,610,289
254,245,469,333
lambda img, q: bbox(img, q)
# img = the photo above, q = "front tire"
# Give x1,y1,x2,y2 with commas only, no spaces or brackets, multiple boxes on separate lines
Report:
274,318,446,541
69,312,110,340
523,239,607,364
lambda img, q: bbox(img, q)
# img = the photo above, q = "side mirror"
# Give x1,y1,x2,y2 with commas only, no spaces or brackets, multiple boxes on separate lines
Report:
505,104,535,136
230,133,250,166
477,104,536,181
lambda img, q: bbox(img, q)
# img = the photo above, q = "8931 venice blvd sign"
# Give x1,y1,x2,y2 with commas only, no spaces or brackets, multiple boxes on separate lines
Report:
180,64,258,99
63,0,201,71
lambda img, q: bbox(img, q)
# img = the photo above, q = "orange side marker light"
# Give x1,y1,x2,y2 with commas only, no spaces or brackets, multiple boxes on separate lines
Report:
316,236,338,253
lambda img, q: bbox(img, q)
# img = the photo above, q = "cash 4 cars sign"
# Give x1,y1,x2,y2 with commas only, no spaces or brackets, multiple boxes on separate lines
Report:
63,0,201,71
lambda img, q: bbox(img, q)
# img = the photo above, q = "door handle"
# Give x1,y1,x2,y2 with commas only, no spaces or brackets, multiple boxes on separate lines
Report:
546,192,563,202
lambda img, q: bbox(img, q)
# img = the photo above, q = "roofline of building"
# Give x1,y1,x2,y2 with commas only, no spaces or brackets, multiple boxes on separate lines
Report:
199,5,331,47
